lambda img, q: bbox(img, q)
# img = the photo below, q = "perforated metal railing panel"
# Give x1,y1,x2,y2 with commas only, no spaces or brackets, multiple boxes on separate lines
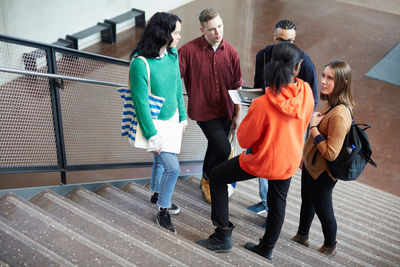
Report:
0,42,48,74
0,42,58,168
54,51,208,166
55,52,127,85
0,35,222,174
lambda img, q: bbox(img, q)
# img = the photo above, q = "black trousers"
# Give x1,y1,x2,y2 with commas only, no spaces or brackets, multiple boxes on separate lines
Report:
209,155,292,248
297,165,337,247
197,118,231,179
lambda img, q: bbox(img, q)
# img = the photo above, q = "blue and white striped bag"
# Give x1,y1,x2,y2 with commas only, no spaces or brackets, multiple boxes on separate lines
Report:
118,56,165,145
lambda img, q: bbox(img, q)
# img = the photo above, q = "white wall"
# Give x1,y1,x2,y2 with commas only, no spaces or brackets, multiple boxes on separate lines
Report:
0,0,193,44
0,0,192,85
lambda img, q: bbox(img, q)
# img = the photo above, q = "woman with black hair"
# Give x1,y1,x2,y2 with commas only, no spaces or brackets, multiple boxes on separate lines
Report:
129,12,187,233
195,42,314,260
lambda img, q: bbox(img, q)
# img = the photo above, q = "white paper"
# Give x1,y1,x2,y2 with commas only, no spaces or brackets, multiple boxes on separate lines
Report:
228,90,243,105
135,120,184,154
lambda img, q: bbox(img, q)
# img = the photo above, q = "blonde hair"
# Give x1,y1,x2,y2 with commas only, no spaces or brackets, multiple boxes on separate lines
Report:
320,60,355,108
199,8,219,25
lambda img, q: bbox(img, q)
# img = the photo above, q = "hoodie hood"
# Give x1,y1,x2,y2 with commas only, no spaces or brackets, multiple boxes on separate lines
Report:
266,78,310,119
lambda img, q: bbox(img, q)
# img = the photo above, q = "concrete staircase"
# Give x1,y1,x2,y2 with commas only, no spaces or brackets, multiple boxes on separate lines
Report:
0,170,399,266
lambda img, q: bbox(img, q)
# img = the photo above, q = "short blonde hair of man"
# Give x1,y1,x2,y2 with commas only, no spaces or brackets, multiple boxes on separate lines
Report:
199,8,219,25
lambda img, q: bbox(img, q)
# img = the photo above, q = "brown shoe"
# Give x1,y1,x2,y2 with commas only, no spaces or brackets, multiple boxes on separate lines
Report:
291,233,310,247
201,177,212,204
318,242,337,257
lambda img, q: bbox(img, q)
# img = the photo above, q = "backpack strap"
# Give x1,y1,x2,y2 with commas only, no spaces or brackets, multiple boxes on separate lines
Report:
357,123,371,131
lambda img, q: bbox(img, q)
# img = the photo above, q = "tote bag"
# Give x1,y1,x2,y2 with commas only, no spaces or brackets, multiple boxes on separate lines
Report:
118,56,165,145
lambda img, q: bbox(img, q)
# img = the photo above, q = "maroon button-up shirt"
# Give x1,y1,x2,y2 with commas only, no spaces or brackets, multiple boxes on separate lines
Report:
179,35,243,121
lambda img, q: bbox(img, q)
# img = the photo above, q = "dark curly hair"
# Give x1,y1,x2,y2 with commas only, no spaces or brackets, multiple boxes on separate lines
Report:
130,12,181,59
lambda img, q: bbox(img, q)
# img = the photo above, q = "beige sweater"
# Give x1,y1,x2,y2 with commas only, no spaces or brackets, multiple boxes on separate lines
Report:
303,104,352,180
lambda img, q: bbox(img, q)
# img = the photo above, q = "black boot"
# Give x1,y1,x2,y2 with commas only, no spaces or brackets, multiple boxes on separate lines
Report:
195,223,235,253
156,208,176,233
244,238,273,260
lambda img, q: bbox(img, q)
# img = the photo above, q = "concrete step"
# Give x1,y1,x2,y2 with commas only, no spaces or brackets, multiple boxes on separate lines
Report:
173,178,340,266
102,183,268,266
120,182,271,266
30,189,182,266
236,179,400,266
0,215,73,267
178,173,400,266
64,185,231,266
0,192,134,266
0,167,399,266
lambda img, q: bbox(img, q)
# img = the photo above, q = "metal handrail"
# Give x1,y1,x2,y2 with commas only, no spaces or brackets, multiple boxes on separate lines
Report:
0,34,129,65
0,66,127,88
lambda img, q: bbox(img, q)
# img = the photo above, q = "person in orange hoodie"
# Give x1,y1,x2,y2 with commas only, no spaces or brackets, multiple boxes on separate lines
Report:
195,42,314,260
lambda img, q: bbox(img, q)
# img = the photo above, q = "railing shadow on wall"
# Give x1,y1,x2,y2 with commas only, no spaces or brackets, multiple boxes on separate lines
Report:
0,34,207,186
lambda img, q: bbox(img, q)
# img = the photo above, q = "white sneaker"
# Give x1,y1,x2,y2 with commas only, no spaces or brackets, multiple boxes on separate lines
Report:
169,203,180,215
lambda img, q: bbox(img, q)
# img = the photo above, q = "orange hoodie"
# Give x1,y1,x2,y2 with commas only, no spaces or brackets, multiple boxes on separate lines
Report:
237,78,314,180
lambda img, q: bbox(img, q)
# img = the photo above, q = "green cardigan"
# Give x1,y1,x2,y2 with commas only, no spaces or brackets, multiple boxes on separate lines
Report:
130,48,187,139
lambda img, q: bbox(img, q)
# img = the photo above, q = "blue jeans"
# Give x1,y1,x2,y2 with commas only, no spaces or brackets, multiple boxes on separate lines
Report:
259,178,269,209
150,152,180,209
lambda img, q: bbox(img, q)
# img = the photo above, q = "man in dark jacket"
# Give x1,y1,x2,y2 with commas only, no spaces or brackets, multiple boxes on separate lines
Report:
248,19,318,224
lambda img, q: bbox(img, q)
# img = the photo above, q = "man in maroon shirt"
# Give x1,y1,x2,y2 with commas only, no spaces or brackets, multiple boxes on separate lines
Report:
179,8,243,203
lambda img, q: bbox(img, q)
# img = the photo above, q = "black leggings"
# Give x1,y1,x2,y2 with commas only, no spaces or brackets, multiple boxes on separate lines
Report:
209,155,291,248
297,166,337,247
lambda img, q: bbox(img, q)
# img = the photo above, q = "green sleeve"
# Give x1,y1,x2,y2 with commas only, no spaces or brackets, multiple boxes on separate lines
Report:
175,52,187,122
130,57,157,139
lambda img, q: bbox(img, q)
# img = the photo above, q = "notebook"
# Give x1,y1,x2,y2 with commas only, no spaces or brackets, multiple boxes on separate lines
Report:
238,89,264,103
135,120,184,154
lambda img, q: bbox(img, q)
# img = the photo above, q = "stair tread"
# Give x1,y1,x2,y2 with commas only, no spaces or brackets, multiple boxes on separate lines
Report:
120,182,271,266
0,216,73,267
64,186,233,266
30,189,185,266
0,192,134,266
0,167,399,266
176,174,400,266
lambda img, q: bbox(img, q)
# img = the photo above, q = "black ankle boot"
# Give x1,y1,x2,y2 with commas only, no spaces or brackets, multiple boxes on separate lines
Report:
244,238,273,260
195,222,235,253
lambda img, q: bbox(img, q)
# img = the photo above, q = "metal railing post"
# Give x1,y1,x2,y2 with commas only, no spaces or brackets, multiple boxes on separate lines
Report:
47,47,68,184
